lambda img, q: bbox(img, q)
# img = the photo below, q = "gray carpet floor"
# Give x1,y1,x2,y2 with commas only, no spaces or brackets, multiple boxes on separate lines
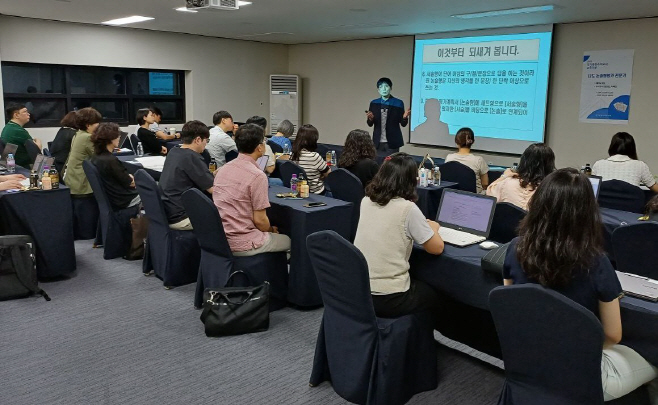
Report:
0,240,504,405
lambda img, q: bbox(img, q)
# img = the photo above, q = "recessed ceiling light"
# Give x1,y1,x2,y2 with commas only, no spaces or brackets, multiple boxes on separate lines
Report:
175,7,198,13
452,5,554,19
102,16,154,25
238,1,252,6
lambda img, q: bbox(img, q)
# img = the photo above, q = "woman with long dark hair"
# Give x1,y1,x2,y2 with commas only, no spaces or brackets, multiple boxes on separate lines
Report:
354,152,444,318
503,168,658,401
592,132,658,192
486,143,555,210
291,124,330,194
337,129,378,188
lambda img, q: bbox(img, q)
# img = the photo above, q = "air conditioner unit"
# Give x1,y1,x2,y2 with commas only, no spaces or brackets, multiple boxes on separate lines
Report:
270,75,302,137
185,0,238,11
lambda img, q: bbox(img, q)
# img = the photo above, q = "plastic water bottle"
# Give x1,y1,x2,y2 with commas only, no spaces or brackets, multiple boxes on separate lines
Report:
136,142,144,157
419,168,428,187
584,163,592,175
433,165,441,186
6,153,15,173
290,174,298,194
331,150,337,166
283,142,291,155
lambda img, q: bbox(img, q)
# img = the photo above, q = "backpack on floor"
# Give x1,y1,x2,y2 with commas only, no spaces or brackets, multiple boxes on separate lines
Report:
0,235,50,301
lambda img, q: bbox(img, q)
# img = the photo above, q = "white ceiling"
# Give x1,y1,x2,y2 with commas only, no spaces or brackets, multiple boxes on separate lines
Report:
1,0,658,44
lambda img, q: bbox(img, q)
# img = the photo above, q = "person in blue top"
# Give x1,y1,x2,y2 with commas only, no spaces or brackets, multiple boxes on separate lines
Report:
269,119,293,153
503,168,658,402
366,77,410,153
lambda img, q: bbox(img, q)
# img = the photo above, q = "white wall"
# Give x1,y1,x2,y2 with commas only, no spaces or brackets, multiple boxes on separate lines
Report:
0,16,288,143
289,18,658,170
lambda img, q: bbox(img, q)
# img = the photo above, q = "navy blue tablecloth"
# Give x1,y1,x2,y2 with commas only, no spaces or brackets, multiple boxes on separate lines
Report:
267,186,353,307
410,243,658,365
415,181,459,220
600,207,643,262
0,168,76,279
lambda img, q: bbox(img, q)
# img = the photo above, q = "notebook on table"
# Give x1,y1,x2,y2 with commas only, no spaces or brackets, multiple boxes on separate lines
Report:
616,271,658,302
436,188,497,247
588,175,602,199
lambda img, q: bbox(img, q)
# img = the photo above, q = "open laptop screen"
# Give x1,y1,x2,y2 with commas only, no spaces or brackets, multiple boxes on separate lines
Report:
437,189,496,236
1,143,18,162
588,175,602,199
256,155,269,171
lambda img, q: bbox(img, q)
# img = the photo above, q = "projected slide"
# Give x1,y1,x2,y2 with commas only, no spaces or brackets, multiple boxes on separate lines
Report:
411,29,552,154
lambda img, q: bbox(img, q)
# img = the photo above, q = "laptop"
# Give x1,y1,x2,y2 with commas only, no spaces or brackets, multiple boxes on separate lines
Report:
32,154,45,173
257,155,269,171
38,157,55,180
588,175,602,199
117,131,129,150
616,271,658,302
436,188,497,247
0,143,18,166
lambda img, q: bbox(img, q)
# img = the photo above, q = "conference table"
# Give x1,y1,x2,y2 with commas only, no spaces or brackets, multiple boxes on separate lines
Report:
118,155,162,181
600,207,643,262
410,243,658,366
0,167,76,279
267,186,353,307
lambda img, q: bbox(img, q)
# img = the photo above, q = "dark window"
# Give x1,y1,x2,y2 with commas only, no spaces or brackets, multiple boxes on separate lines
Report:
1,62,185,127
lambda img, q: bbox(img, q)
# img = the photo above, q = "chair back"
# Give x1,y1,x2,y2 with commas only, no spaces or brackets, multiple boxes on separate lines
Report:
42,148,51,157
225,149,238,163
598,180,645,213
201,149,211,165
325,169,364,241
315,144,330,159
23,140,41,166
0,139,5,155
267,140,283,153
130,134,140,152
612,222,658,279
489,284,604,404
440,161,477,193
279,161,308,188
134,169,169,229
488,203,527,244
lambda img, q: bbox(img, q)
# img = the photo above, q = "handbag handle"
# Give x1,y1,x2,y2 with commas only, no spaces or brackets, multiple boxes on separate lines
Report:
224,270,254,287
218,291,254,306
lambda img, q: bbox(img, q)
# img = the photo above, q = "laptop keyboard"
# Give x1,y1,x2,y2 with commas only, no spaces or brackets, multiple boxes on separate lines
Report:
439,227,485,247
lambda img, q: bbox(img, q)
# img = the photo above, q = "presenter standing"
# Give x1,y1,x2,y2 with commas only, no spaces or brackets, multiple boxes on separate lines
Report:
366,77,410,153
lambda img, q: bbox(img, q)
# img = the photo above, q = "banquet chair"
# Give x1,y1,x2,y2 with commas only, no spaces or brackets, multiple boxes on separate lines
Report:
488,203,527,244
489,284,649,405
307,230,438,405
267,139,283,153
278,161,307,188
182,189,288,310
83,160,138,259
612,222,658,280
598,180,645,214
439,161,477,193
325,168,363,242
23,139,41,166
225,149,238,163
134,169,200,288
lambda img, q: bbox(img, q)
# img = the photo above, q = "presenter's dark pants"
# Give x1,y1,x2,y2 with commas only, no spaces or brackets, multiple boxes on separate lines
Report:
371,279,441,320
377,142,399,154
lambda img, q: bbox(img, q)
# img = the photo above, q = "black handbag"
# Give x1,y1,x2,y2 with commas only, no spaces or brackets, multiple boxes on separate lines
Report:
481,242,510,275
200,271,270,337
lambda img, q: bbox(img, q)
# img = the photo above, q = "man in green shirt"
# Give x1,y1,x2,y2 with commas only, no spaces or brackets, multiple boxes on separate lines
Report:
1,102,42,168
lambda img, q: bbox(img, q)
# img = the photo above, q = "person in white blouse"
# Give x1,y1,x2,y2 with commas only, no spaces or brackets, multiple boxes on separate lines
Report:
444,127,489,193
592,132,658,193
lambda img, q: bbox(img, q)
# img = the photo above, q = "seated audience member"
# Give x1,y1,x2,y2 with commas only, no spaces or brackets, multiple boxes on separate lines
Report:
64,107,102,196
291,124,330,194
245,116,283,186
136,108,169,155
486,143,555,210
445,127,489,193
90,123,140,210
337,129,379,189
269,119,294,152
354,153,444,318
0,173,26,191
207,110,238,167
159,120,214,231
503,168,658,401
1,102,42,168
50,111,78,174
213,123,291,256
148,106,164,133
592,132,658,192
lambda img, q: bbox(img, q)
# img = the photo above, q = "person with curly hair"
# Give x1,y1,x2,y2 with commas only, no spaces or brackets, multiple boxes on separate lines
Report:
337,129,379,188
354,152,444,318
486,143,555,210
503,168,658,402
